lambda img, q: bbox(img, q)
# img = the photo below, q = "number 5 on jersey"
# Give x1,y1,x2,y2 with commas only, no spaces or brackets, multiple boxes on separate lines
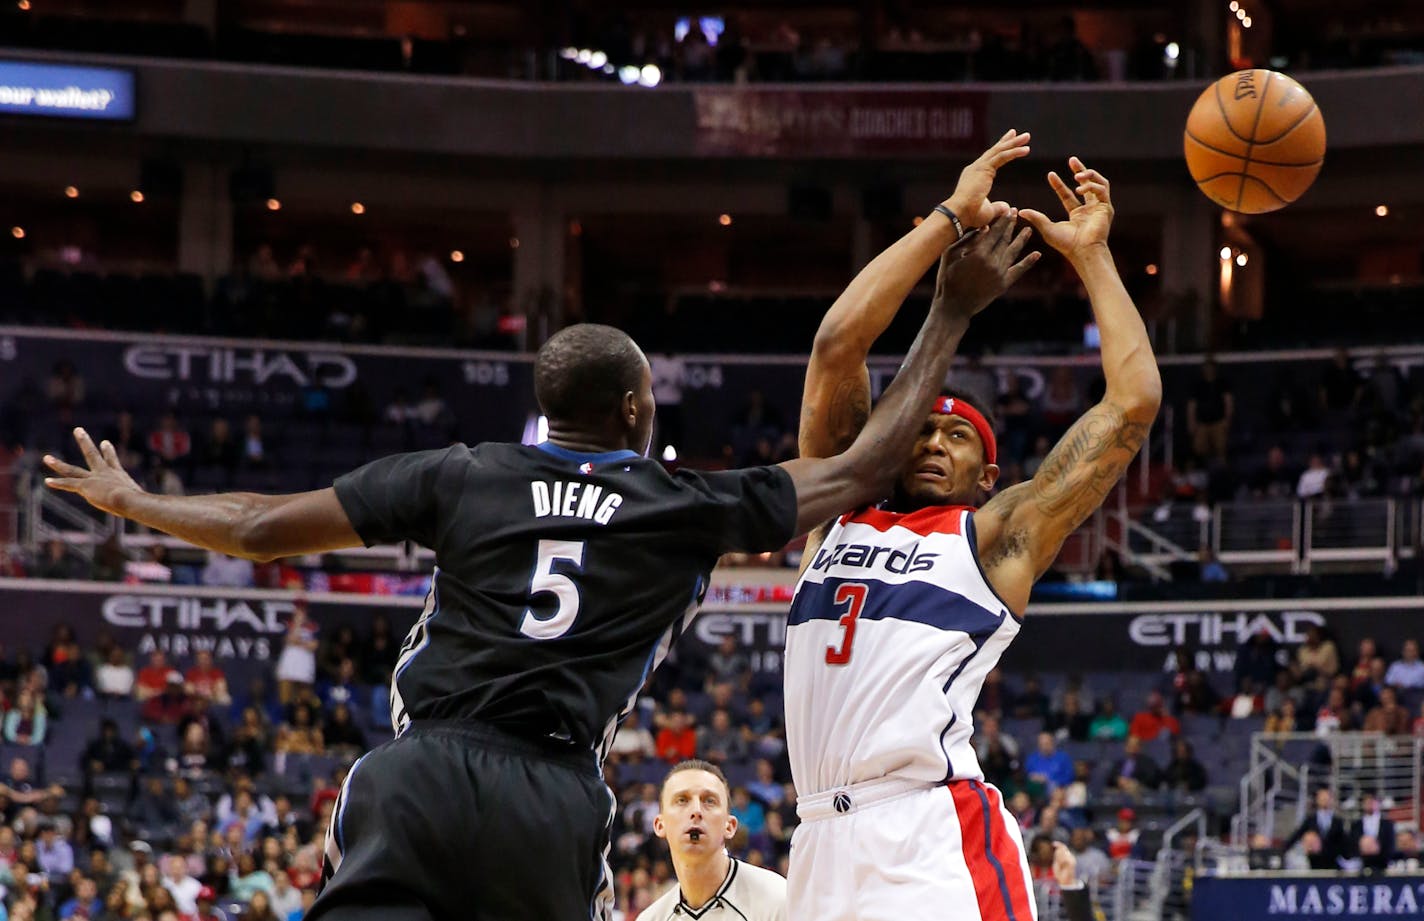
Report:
825,582,868,665
519,539,585,640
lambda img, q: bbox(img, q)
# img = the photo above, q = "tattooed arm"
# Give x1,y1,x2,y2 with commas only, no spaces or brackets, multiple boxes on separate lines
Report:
976,160,1161,613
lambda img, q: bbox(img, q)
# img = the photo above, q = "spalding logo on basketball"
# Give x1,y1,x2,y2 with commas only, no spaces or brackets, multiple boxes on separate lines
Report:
833,792,853,814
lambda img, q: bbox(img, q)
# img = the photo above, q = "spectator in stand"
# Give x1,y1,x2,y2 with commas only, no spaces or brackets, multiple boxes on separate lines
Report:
317,627,360,685
192,885,231,921
273,704,323,756
656,712,698,763
184,650,231,708
1386,639,1424,690
1285,788,1349,870
1235,630,1282,691
269,873,302,920
1107,736,1162,794
273,603,319,705
95,647,135,699
1173,669,1222,716
319,658,361,715
3,689,47,746
43,624,90,697
1129,691,1181,740
1163,739,1208,792
229,705,272,776
1318,348,1363,415
164,853,203,914
363,614,399,686
195,418,240,485
1026,732,1074,793
1039,366,1084,437
1187,358,1233,463
696,709,746,765
746,759,782,809
1228,677,1267,720
201,552,256,588
609,710,656,762
1069,827,1111,885
174,722,217,777
706,636,749,690
230,852,275,902
81,719,136,786
976,669,1009,719
1351,792,1396,872
1198,547,1230,583
1089,698,1128,741
143,673,190,725
1264,670,1306,716
1298,626,1338,683
135,651,175,702
973,714,1022,762
1106,808,1140,861
1045,691,1091,742
148,412,193,465
36,821,74,876
1365,686,1411,735
1013,675,1051,721
322,704,366,758
1316,686,1356,736
59,875,101,919
35,538,86,580
46,359,86,410
241,415,268,469
173,776,210,825
728,787,765,837
1297,453,1332,499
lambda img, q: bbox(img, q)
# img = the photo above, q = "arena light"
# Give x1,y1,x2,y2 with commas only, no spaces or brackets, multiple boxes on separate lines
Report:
639,64,662,88
450,250,465,263
17,0,30,10
576,49,592,64
602,64,615,75
912,216,924,227
1219,246,1232,261
1236,253,1248,267
1376,204,1390,217
661,445,678,462
1145,263,1159,276
1242,16,1252,27
1236,8,1246,20
509,237,520,249
10,226,23,239
350,202,366,215
559,47,578,60
718,213,733,226
129,190,144,203
1229,0,1239,8
618,65,640,84
588,51,608,69
64,185,78,199
1165,42,1180,61
266,198,281,211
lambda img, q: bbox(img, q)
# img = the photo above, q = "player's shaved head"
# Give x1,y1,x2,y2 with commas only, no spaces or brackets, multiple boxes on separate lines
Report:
534,324,648,425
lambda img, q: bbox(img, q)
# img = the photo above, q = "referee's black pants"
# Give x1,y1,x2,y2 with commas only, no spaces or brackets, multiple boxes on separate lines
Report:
308,720,615,921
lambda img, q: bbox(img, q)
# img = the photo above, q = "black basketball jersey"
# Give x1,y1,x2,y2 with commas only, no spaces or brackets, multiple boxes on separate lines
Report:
333,441,797,758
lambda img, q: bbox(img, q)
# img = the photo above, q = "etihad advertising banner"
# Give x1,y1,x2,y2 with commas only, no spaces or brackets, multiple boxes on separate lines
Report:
5,582,1424,689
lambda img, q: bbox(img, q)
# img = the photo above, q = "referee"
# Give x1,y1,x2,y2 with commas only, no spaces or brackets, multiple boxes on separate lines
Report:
643,761,785,921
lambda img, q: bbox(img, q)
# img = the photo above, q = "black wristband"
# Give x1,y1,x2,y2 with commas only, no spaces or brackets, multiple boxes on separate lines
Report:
933,204,965,239
1061,886,1093,921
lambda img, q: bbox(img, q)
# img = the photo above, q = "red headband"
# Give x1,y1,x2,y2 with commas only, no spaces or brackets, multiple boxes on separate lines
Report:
932,397,998,465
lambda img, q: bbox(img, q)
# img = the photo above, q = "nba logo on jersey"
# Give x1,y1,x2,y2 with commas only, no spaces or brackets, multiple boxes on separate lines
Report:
579,462,594,475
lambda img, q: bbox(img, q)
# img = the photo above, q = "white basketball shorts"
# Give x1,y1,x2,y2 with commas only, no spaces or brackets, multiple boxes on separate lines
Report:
789,775,1037,921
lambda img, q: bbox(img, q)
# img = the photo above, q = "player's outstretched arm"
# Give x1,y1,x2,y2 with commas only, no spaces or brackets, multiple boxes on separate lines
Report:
978,160,1162,602
782,215,1039,535
44,428,362,563
799,129,1030,461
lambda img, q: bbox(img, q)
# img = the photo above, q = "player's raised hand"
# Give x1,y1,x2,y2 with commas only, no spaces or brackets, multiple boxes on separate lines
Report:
932,211,1040,321
944,129,1032,229
43,427,147,518
1019,156,1114,262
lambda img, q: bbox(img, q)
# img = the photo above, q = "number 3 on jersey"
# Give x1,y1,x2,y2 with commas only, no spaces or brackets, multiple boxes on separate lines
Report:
825,582,868,665
519,539,585,640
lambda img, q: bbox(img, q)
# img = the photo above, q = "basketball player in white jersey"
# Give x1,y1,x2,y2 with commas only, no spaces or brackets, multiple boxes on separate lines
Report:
787,150,1160,921
643,760,787,921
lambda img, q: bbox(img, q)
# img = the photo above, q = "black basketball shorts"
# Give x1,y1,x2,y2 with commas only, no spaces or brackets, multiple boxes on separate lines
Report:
308,720,615,921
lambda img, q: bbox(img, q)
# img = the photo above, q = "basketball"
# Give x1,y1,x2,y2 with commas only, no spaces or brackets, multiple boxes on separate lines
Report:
1184,69,1326,214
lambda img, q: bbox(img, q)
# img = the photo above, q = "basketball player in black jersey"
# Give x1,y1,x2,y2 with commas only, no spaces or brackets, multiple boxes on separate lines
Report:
42,217,1035,921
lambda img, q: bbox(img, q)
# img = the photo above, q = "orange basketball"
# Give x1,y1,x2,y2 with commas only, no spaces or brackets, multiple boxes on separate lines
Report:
1183,69,1326,214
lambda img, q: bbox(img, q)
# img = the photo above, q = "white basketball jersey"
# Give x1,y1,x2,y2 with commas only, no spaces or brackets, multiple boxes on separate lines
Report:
785,504,1020,796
